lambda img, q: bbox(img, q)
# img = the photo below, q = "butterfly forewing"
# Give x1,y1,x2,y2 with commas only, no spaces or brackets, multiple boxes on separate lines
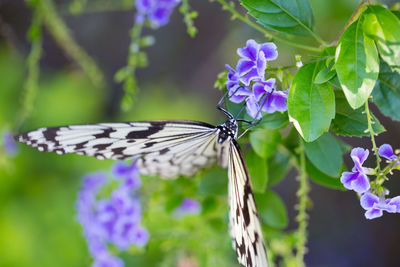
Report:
16,120,219,179
228,140,268,267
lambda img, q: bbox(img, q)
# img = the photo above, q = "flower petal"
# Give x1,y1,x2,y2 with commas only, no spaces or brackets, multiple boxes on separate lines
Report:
229,86,252,103
253,82,267,100
388,196,400,212
236,59,255,76
256,51,267,78
237,39,259,61
350,172,370,193
340,172,358,190
239,68,259,86
360,192,379,210
259,42,278,60
365,208,383,219
378,143,398,161
351,147,369,165
246,96,261,119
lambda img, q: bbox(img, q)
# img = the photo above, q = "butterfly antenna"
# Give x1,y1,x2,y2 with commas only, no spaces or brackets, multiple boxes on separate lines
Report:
237,88,275,139
217,86,245,120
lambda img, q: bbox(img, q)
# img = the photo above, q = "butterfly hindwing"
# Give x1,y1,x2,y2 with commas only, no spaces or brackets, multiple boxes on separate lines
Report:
228,139,268,267
16,120,219,179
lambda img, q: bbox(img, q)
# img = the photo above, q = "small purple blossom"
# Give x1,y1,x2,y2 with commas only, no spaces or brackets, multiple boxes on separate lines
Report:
378,144,400,165
2,129,18,156
112,161,141,190
236,39,278,85
135,0,181,27
340,148,372,193
360,192,400,219
77,161,148,267
225,40,287,119
173,198,201,218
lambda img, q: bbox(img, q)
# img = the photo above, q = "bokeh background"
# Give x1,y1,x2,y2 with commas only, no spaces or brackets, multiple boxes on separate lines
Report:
1,0,400,266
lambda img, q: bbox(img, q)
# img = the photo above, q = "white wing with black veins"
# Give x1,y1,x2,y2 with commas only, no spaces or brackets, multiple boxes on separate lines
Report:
228,139,268,267
16,120,222,179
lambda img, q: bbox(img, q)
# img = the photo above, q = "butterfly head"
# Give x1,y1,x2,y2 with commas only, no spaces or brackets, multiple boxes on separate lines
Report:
217,119,238,143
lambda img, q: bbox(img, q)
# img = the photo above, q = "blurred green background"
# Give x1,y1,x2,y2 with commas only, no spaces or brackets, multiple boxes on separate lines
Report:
1,0,400,266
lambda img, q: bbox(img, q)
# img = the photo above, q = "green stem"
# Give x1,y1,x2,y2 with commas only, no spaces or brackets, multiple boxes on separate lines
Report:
16,7,43,129
295,137,309,267
215,0,322,53
37,0,105,87
365,101,380,171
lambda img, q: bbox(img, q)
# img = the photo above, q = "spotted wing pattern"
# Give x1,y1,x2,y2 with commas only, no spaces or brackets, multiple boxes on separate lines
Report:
16,120,220,179
228,140,268,267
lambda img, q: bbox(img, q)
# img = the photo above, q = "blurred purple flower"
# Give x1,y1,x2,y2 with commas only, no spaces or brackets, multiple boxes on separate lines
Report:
340,148,372,193
360,192,400,219
378,144,400,165
112,161,141,190
236,39,278,85
173,198,201,218
76,162,148,267
2,129,18,156
135,0,181,27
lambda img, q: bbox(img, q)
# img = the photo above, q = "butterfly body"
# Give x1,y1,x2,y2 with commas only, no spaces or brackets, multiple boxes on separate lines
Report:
16,117,268,267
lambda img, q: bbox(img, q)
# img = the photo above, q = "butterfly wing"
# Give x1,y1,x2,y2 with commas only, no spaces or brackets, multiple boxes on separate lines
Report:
16,120,220,179
228,139,268,267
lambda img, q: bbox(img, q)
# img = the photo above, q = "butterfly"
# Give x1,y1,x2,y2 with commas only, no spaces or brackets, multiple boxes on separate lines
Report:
15,95,269,267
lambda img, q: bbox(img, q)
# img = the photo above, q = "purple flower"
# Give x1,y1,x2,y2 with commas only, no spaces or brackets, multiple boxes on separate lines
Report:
2,129,18,156
76,163,148,266
135,0,181,27
112,161,141,190
173,198,201,218
340,148,372,193
236,39,278,85
378,144,399,165
360,192,400,219
252,78,288,114
93,254,124,267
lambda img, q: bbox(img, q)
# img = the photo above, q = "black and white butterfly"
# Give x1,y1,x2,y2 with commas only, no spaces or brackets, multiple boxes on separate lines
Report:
15,95,269,267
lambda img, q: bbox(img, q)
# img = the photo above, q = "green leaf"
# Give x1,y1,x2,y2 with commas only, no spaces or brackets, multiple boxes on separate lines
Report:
335,18,379,109
241,0,314,36
331,90,385,136
259,111,289,130
306,160,345,190
165,195,184,213
372,60,400,121
255,190,288,229
198,168,227,196
246,150,268,193
249,129,281,158
314,47,337,84
304,133,343,177
201,197,218,215
288,62,335,142
363,5,400,68
267,152,291,187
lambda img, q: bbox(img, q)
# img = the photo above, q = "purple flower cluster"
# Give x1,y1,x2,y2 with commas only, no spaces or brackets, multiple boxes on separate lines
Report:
360,192,400,219
135,0,181,27
340,148,372,193
173,198,201,218
76,161,149,267
341,145,400,219
226,39,288,119
2,129,18,157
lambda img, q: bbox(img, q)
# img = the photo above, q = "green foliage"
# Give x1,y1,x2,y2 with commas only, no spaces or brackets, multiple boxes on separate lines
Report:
246,150,268,193
331,91,385,136
288,62,335,142
304,133,343,177
255,190,288,229
249,129,281,159
267,152,291,187
363,5,400,70
335,15,379,109
240,0,314,36
258,111,289,130
305,160,345,190
372,60,400,121
179,0,198,37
